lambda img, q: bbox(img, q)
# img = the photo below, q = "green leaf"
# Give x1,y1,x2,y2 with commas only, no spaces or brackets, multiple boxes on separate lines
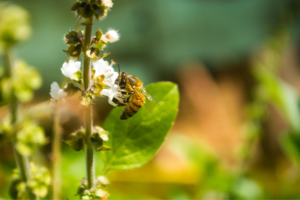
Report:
255,68,300,132
101,82,179,172
281,133,300,168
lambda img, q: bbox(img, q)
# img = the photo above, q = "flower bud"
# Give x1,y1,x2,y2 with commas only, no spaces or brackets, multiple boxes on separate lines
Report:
80,92,94,106
93,83,104,96
63,44,82,59
101,0,113,8
95,30,103,40
71,2,81,11
81,3,94,18
9,177,22,199
91,68,96,80
94,126,109,141
0,4,31,48
90,126,111,152
65,131,85,151
101,29,119,43
64,31,81,45
96,176,110,186
86,47,100,61
90,132,104,151
91,4,104,20
70,71,83,83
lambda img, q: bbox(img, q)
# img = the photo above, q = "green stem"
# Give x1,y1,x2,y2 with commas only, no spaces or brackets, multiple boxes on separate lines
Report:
5,48,37,200
82,17,95,189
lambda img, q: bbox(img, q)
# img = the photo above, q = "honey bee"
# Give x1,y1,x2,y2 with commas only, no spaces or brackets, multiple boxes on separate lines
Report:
113,71,158,120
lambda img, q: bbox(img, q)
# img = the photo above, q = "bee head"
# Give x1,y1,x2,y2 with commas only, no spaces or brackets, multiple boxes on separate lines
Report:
116,71,127,88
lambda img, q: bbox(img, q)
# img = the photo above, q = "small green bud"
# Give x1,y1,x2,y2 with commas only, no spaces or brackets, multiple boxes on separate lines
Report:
0,114,12,134
70,70,83,83
94,41,106,50
64,31,81,45
80,92,94,106
90,132,104,151
1,78,13,102
90,126,111,152
76,185,86,198
86,46,100,60
9,177,22,199
63,43,82,59
65,131,85,151
71,2,81,11
95,30,103,40
92,4,104,19
93,74,105,97
93,83,104,96
0,4,31,48
27,163,51,198
91,68,96,79
16,121,47,156
94,74,105,83
78,3,94,18
93,126,109,141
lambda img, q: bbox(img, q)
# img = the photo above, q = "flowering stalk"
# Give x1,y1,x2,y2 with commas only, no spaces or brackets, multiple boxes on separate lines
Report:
51,0,120,197
82,17,95,189
4,48,37,200
52,109,62,199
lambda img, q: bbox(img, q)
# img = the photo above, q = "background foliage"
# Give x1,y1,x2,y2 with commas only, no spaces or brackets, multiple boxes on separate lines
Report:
2,0,300,199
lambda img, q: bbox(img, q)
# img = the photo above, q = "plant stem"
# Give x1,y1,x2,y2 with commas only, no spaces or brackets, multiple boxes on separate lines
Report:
52,109,62,199
4,48,37,200
82,17,95,189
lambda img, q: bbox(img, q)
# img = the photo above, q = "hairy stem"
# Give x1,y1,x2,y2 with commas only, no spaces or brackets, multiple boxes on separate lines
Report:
82,17,95,189
5,48,37,200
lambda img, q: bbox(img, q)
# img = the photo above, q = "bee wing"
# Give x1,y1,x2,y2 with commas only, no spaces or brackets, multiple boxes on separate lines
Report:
139,87,159,105
133,87,158,114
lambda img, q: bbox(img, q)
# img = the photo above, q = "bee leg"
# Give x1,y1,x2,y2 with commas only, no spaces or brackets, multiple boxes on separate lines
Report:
120,91,127,96
112,97,126,107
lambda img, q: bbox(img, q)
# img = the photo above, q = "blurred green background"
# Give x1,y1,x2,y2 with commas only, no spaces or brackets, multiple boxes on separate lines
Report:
2,0,300,199
9,0,298,93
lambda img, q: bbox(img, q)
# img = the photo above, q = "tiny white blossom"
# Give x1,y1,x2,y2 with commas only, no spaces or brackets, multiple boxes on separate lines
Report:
92,59,118,82
103,71,118,86
101,29,119,43
101,84,121,106
99,132,109,141
50,82,67,100
97,176,110,185
61,59,81,78
102,0,113,8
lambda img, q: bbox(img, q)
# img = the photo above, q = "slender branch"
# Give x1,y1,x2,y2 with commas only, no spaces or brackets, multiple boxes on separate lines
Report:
82,17,95,189
52,109,62,199
4,48,37,200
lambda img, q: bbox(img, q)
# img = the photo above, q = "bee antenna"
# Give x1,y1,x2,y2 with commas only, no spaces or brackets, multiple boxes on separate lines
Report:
118,63,120,74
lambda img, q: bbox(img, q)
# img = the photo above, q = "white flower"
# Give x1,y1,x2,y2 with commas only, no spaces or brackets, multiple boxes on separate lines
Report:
101,29,119,43
49,82,67,100
101,84,120,106
61,59,81,78
97,176,110,185
92,59,118,81
101,0,113,8
103,71,118,86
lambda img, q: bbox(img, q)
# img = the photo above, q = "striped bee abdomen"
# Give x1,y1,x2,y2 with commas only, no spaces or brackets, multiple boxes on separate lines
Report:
120,93,145,120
